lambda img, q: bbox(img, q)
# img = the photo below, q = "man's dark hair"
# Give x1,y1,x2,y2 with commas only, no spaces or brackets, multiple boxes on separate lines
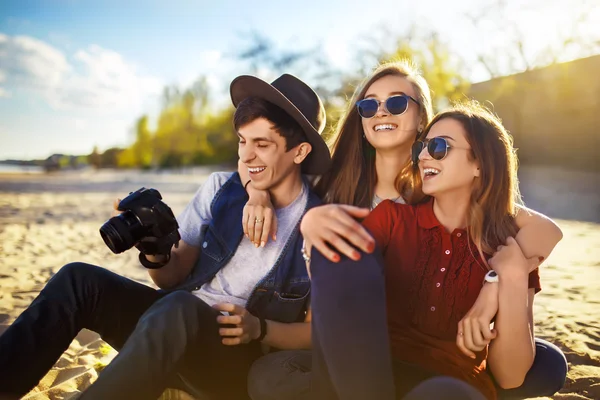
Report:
233,97,308,151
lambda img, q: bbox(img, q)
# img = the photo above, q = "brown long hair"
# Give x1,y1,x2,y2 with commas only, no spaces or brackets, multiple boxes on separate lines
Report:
314,60,434,206
412,101,522,260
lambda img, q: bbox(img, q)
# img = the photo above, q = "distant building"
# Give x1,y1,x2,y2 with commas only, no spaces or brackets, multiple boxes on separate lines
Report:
468,55,600,171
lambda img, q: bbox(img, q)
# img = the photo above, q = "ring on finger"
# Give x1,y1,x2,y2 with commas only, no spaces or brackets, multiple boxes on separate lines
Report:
255,217,264,224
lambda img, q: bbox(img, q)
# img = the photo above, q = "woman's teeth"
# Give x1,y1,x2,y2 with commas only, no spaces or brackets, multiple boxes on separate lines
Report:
248,167,266,173
374,124,398,132
423,168,440,177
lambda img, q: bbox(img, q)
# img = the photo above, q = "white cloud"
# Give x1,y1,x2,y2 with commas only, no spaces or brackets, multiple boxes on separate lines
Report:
0,33,162,111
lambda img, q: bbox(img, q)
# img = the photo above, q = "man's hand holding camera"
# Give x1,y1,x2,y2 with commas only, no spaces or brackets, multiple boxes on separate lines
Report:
102,188,181,269
213,303,263,346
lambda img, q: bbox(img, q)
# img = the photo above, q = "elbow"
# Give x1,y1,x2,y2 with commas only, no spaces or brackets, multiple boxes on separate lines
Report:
549,220,564,243
491,356,534,390
495,374,526,390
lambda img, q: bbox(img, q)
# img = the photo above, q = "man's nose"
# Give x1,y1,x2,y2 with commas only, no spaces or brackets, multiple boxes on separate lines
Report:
239,144,256,163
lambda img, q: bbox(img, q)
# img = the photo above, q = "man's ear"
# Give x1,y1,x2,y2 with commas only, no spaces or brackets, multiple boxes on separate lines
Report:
294,142,312,165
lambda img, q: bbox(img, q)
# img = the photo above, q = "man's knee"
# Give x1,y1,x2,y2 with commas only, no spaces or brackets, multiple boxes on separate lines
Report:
137,291,206,329
54,262,99,278
247,350,312,400
46,262,105,289
158,291,201,310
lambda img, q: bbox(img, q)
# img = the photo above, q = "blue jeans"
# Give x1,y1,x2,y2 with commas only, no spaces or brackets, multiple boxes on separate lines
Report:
248,339,567,400
0,262,261,400
248,250,567,400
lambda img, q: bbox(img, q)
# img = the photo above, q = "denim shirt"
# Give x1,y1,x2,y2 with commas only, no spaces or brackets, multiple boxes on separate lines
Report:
170,173,320,323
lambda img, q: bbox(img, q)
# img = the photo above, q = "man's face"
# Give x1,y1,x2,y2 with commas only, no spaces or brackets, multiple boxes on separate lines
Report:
238,117,305,191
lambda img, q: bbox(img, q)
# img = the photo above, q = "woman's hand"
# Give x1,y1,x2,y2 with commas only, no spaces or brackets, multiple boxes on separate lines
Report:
300,204,374,263
457,282,499,358
243,186,277,248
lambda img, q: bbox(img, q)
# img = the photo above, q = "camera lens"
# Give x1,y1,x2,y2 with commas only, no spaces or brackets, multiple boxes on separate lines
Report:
99,211,146,254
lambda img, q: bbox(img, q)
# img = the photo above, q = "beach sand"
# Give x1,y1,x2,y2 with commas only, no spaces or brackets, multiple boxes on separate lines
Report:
0,168,598,399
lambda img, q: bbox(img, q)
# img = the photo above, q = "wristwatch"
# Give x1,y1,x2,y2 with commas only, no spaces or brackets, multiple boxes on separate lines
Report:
483,270,499,284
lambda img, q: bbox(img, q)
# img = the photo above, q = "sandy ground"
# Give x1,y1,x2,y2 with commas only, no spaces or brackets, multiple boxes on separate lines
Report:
0,167,598,399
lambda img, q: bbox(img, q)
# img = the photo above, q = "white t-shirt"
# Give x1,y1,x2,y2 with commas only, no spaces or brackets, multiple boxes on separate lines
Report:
177,172,309,307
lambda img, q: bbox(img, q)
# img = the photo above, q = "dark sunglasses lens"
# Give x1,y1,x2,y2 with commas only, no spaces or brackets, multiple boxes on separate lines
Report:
411,141,424,164
429,137,448,160
385,96,409,115
357,99,378,118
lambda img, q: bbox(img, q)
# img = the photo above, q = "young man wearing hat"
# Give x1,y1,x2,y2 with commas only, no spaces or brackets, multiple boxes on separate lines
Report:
0,74,331,400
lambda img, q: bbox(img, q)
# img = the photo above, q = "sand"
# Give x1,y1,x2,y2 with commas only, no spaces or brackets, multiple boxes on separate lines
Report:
0,167,598,399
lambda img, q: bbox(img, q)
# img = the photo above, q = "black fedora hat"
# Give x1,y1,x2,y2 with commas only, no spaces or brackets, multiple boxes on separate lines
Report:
230,74,331,175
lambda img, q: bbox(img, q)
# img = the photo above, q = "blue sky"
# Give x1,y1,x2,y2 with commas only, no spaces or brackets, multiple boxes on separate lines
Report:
0,0,597,160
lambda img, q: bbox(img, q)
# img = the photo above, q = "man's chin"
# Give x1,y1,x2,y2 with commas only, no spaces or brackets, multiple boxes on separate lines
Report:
251,181,272,191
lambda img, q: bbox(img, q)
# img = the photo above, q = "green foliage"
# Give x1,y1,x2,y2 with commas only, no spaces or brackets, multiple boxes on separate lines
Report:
113,28,470,169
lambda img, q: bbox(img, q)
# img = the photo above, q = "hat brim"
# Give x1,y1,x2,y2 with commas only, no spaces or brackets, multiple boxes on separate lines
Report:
230,75,331,175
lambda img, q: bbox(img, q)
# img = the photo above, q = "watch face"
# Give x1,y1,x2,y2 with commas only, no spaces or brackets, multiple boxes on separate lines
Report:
489,271,498,278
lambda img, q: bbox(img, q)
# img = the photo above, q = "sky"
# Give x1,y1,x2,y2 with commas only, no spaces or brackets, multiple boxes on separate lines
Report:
0,0,598,160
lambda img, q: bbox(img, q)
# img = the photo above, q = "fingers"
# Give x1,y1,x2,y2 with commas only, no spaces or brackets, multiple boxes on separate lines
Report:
242,206,250,238
302,207,375,258
258,208,274,248
252,214,265,247
271,212,278,242
456,320,476,359
333,217,375,255
338,205,371,219
505,236,517,246
219,327,243,337
321,221,362,261
461,319,477,358
112,198,122,216
221,337,243,346
311,239,341,263
333,207,375,252
216,314,243,325
246,207,256,243
212,303,239,314
469,319,487,349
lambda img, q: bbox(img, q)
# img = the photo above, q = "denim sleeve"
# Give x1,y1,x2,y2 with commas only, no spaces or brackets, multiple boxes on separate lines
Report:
177,172,233,246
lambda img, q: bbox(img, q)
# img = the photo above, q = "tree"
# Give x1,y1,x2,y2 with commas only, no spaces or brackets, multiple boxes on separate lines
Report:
465,0,600,78
88,146,101,169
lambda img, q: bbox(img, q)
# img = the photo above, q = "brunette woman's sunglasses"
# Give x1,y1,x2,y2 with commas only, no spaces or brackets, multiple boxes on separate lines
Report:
411,137,471,164
356,94,420,118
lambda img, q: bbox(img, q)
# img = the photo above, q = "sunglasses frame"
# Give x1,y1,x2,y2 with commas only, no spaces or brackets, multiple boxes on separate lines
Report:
411,137,471,164
356,94,420,119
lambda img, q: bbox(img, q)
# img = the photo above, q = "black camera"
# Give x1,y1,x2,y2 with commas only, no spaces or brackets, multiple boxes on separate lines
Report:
100,187,180,255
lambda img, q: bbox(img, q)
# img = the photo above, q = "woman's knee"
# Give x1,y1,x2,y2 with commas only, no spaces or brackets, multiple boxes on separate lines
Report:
533,338,568,389
404,377,486,400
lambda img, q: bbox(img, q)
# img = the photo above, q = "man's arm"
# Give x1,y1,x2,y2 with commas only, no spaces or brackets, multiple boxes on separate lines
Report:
514,205,563,264
261,307,312,349
144,172,229,289
145,240,200,290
